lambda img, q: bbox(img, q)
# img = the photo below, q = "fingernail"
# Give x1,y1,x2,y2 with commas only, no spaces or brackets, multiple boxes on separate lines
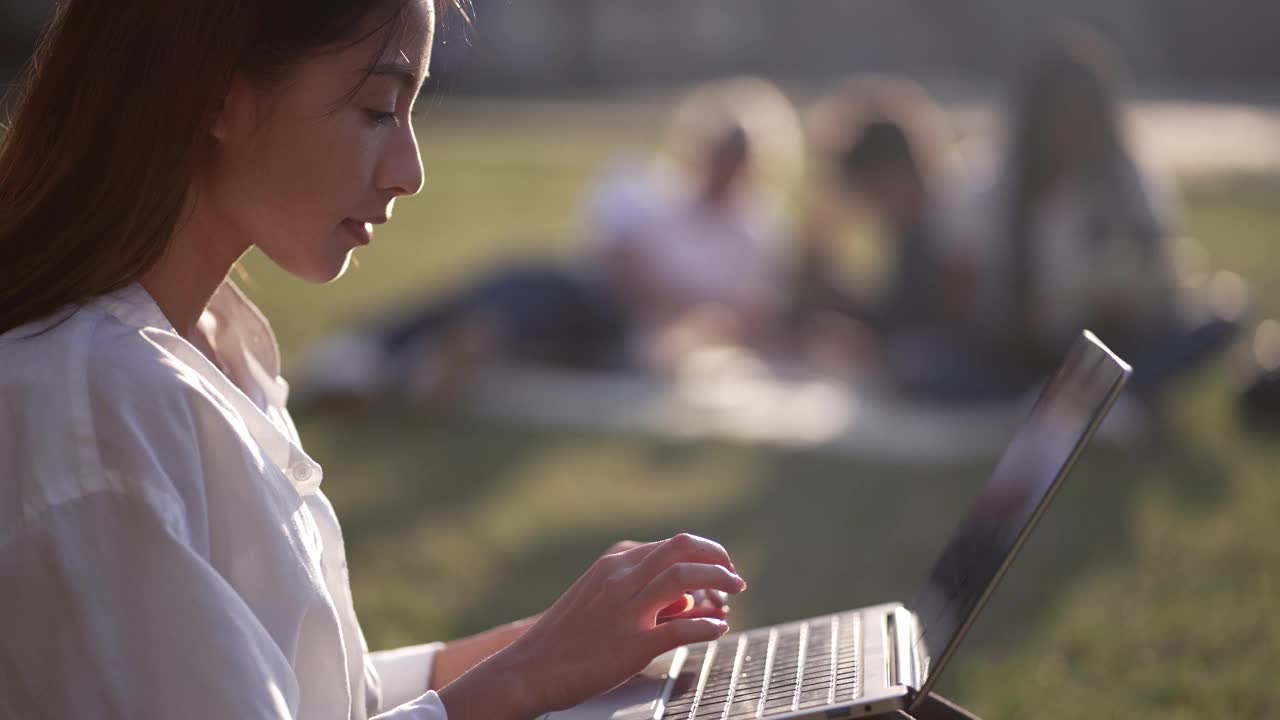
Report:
734,575,747,592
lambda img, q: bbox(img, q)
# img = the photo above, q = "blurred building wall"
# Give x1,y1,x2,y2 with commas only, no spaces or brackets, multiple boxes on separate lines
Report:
432,0,1278,92
4,0,1277,90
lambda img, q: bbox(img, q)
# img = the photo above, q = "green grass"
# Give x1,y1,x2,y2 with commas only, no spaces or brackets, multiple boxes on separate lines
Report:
239,101,1280,718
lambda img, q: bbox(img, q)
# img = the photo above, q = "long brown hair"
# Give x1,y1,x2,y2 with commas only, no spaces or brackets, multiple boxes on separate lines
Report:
0,0,462,334
1002,24,1151,341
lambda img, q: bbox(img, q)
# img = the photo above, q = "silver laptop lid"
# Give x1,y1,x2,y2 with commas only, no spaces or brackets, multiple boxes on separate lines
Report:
906,331,1131,701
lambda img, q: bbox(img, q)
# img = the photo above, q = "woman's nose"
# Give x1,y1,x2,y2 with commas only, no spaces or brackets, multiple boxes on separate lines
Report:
377,126,425,198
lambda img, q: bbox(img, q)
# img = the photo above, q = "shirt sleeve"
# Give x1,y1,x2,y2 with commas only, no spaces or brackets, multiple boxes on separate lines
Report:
0,489,301,719
367,642,446,711
0,488,454,720
371,691,449,720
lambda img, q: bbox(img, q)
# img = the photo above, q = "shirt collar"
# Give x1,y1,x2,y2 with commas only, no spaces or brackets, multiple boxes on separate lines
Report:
93,281,324,495
94,281,173,334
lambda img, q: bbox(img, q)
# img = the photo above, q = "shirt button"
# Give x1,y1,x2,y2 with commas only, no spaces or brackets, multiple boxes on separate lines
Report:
292,464,313,482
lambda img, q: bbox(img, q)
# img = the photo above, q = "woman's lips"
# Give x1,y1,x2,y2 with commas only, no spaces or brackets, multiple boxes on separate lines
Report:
341,218,373,246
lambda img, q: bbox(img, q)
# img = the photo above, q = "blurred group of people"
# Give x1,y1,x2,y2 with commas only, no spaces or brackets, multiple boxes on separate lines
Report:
790,26,1242,410
299,24,1244,425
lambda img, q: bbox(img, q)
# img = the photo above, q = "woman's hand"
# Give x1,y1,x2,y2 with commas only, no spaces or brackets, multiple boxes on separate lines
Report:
428,541,725,691
605,541,732,624
438,533,745,719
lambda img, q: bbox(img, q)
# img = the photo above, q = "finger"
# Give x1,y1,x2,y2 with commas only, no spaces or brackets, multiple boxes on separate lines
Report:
609,539,665,568
657,593,695,619
604,540,644,557
646,618,730,657
691,589,730,609
588,540,663,582
633,562,746,616
632,534,736,587
658,605,730,623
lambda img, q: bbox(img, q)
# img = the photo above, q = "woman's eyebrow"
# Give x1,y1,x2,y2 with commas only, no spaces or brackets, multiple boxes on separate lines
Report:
362,60,425,90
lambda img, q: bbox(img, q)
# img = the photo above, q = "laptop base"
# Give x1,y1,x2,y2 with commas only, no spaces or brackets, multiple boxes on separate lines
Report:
883,693,982,720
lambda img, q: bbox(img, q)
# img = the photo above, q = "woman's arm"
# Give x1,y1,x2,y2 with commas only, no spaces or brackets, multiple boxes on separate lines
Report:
429,616,537,690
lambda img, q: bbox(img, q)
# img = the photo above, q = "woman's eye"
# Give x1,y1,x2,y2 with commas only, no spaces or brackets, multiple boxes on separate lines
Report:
364,109,399,127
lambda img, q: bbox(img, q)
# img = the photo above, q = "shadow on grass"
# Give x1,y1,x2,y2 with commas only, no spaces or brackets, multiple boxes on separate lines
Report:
938,432,1235,700
300,397,1235,676
434,426,1234,666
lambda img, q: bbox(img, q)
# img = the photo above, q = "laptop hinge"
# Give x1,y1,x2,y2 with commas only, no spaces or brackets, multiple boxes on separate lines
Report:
885,612,899,687
888,606,919,689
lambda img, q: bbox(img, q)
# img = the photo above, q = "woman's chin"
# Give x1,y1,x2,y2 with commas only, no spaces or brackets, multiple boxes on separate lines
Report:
284,252,353,285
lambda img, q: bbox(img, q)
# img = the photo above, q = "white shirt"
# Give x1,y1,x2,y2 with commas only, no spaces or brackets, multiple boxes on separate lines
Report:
946,163,1176,346
0,282,448,720
584,164,783,325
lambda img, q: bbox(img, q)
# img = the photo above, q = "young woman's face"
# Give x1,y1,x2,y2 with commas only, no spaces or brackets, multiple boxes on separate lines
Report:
205,1,434,282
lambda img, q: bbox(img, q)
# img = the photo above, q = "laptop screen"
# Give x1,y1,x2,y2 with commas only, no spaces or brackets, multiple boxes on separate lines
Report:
906,331,1130,698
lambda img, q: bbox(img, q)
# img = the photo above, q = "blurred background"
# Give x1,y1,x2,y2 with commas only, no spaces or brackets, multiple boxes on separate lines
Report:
5,2,1279,717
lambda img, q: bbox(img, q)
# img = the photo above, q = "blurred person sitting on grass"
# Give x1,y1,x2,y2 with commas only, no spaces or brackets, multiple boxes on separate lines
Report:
582,77,804,373
0,2,745,719
293,258,631,410
790,76,983,391
947,24,1242,408
293,77,803,408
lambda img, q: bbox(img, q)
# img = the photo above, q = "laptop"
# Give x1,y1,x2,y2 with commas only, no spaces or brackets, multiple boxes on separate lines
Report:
547,330,1132,720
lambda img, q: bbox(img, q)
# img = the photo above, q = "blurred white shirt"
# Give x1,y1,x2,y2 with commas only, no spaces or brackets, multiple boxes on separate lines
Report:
945,161,1177,347
0,282,446,720
583,163,784,327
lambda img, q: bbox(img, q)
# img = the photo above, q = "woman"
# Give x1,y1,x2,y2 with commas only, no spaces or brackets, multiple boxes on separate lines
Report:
948,24,1237,401
796,76,952,331
0,2,745,718
956,26,1178,359
786,76,999,399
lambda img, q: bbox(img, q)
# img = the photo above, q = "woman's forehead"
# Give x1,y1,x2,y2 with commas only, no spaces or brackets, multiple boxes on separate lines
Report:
394,0,435,78
333,1,434,82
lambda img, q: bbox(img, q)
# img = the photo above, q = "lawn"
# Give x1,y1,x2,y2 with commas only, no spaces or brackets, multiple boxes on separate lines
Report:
238,99,1280,719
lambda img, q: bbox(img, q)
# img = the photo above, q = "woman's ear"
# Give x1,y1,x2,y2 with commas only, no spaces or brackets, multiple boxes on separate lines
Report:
211,74,257,144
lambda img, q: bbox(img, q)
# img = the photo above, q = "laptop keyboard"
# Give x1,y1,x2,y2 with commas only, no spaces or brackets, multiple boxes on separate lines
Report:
661,612,861,720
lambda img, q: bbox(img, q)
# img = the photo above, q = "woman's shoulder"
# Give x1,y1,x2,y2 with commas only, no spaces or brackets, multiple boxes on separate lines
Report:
2,303,215,409
0,306,229,535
